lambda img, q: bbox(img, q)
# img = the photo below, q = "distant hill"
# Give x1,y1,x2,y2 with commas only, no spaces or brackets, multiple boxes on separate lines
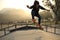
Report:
0,8,53,23
0,8,31,23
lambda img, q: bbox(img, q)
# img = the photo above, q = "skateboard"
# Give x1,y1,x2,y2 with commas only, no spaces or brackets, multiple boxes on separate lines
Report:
32,19,43,30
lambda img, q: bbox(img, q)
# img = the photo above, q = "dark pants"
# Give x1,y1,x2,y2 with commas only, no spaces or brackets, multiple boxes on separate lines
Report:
31,10,41,24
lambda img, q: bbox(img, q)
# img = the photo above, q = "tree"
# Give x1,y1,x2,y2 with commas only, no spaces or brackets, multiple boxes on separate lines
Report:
42,0,60,24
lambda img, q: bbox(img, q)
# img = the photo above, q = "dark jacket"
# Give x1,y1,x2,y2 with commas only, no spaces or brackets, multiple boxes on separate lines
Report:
30,0,46,12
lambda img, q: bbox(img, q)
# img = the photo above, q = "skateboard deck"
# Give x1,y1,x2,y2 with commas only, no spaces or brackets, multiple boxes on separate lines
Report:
34,22,43,30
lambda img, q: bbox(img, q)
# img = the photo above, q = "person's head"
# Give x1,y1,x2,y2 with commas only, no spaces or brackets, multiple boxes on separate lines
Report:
34,0,39,5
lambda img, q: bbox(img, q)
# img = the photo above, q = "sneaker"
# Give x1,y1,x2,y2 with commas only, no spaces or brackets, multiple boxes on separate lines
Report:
32,19,36,23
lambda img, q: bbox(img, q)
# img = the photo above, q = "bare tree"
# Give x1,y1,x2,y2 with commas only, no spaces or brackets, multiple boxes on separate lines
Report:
42,0,59,24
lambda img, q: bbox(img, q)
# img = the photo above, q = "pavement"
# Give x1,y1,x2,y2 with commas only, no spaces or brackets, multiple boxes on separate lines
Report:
0,26,60,40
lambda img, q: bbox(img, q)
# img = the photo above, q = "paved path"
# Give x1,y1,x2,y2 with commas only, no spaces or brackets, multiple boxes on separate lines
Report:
0,29,60,40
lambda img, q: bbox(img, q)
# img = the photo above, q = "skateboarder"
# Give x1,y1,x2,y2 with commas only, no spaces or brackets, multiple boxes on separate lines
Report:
27,0,49,30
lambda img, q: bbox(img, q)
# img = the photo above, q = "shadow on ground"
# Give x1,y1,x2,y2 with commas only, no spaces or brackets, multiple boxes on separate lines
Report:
0,26,41,38
10,26,39,32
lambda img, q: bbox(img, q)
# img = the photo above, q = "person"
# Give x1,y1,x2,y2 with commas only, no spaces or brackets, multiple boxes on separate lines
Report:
27,0,49,30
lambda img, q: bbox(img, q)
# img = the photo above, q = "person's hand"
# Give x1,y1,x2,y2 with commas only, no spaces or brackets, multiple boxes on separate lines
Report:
27,5,29,8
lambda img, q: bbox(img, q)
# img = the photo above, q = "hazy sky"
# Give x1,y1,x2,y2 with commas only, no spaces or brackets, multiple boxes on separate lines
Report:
0,0,55,21
0,0,55,12
0,0,42,11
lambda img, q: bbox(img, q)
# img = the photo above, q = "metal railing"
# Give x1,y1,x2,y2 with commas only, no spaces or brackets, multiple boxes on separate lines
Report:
0,22,60,38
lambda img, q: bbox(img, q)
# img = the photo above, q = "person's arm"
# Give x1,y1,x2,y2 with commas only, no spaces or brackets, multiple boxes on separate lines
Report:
39,5,49,11
27,5,33,9
39,5,46,10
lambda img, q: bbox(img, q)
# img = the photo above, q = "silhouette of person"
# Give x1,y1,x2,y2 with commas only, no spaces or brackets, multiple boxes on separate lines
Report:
27,0,49,30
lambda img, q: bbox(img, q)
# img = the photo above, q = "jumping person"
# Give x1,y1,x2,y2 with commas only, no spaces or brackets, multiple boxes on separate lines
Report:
27,0,49,30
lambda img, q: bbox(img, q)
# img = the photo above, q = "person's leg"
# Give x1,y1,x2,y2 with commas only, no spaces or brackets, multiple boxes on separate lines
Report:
36,14,41,27
31,11,36,23
35,13,43,29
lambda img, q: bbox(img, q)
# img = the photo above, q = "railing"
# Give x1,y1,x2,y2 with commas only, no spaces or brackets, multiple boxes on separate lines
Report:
0,22,60,38
0,24,16,35
43,24,60,34
0,22,33,38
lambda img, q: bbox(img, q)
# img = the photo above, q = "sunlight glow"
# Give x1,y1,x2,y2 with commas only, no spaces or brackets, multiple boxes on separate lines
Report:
0,0,55,12
0,0,43,12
